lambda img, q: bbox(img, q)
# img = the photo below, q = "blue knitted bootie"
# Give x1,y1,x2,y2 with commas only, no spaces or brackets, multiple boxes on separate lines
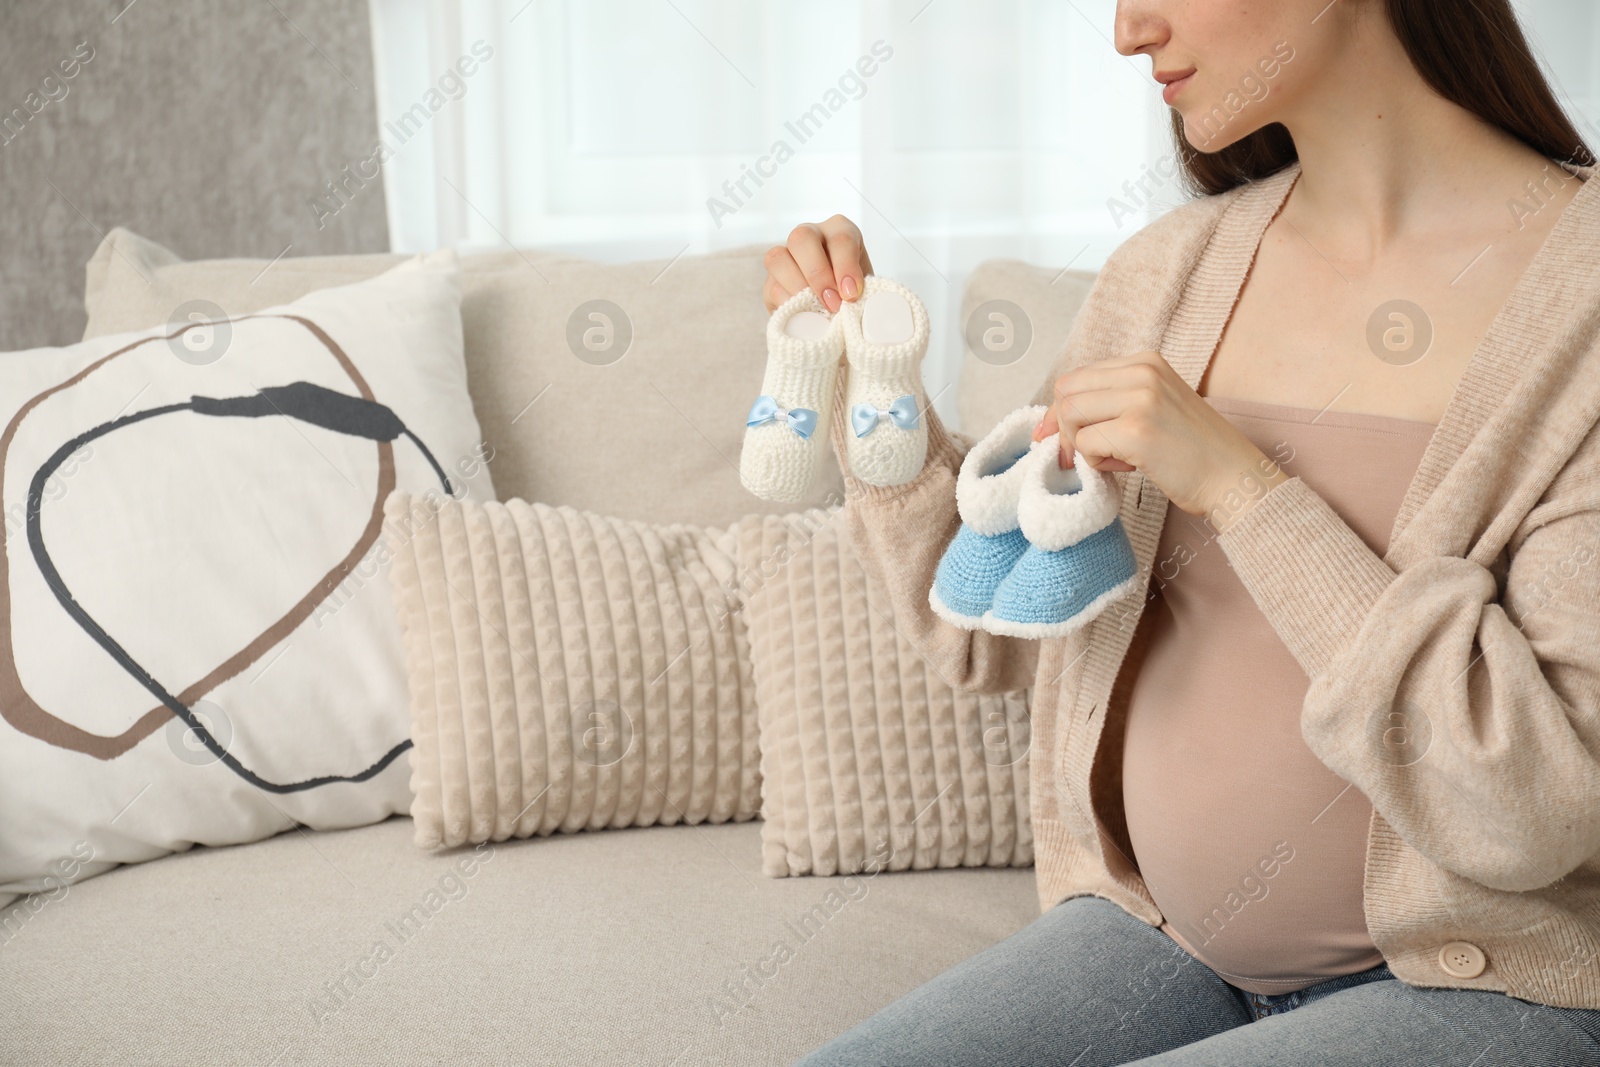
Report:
983,433,1141,639
928,405,1049,629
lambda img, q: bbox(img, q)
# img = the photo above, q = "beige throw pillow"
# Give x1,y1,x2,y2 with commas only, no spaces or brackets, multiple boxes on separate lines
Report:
958,260,1097,438
737,508,1033,878
82,229,846,527
0,253,492,904
384,491,761,848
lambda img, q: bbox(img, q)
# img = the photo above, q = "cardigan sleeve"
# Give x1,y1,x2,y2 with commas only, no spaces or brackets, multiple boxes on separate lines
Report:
1217,465,1600,893
824,370,1039,697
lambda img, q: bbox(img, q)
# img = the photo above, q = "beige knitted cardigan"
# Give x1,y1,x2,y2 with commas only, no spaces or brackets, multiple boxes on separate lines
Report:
830,161,1600,1010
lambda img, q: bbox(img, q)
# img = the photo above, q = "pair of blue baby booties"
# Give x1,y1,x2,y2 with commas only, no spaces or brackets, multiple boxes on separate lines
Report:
929,404,1142,638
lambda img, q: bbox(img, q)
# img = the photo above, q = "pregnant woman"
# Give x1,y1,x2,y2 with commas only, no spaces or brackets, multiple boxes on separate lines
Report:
774,1,1600,1064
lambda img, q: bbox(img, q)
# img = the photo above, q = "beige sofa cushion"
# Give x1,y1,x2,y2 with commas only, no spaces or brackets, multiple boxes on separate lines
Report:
958,261,1097,438
0,817,1037,1066
1,501,1048,1062
383,492,760,849
82,229,846,527
738,508,1033,878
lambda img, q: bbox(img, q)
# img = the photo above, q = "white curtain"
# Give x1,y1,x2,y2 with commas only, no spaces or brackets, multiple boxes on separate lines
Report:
367,0,1599,424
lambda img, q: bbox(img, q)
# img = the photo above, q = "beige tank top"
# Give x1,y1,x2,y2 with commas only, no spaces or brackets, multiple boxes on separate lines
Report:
1119,393,1435,995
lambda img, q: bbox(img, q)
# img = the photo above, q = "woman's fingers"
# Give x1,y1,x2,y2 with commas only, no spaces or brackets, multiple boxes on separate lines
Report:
1079,447,1139,472
761,274,788,315
820,215,871,303
1053,405,1140,470
762,216,873,314
1034,373,1107,441
1034,353,1174,459
1048,356,1170,409
1053,391,1122,457
1035,389,1140,470
762,245,811,312
787,223,844,312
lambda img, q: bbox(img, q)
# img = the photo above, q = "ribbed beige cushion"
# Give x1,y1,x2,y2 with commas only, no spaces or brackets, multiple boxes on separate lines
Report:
383,492,760,848
738,508,1033,877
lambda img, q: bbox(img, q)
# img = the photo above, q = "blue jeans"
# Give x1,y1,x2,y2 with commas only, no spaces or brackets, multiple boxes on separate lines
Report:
792,895,1600,1066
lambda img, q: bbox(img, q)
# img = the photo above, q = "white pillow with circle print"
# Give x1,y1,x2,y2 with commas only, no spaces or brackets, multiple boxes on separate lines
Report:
0,250,494,906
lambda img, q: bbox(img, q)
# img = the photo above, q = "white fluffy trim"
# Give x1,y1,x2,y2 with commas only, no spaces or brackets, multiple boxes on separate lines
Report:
1014,432,1122,551
928,583,986,630
980,571,1143,640
955,404,1051,536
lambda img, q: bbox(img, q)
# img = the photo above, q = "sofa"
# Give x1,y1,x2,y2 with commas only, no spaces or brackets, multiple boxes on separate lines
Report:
0,233,1096,1067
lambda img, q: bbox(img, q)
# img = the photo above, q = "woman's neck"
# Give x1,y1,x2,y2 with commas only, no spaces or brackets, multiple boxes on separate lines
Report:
1274,24,1580,265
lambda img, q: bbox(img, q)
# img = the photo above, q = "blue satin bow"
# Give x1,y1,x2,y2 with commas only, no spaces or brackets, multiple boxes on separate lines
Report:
746,394,819,439
850,394,920,438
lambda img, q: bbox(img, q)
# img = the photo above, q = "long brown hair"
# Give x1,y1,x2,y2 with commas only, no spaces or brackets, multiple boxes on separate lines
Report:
1175,0,1594,195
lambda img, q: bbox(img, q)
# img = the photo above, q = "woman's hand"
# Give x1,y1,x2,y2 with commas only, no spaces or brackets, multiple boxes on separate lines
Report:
1032,350,1289,533
762,216,874,314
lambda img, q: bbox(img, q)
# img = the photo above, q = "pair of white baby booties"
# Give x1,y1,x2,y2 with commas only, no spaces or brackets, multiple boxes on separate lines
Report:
739,275,1140,639
739,277,931,502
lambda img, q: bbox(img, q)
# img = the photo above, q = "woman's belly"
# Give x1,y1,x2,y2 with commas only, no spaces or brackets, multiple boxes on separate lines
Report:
1118,394,1434,995
1120,580,1384,995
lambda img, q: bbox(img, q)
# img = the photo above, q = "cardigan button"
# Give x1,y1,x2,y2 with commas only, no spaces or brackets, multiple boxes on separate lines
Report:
1438,941,1487,979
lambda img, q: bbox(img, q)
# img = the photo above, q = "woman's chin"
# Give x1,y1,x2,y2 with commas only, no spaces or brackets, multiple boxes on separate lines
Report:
1178,116,1262,156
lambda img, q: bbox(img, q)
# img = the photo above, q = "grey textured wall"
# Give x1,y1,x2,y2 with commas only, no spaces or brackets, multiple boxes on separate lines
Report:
0,0,388,349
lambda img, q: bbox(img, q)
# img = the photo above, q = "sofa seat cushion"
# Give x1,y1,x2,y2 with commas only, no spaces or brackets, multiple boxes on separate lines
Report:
0,818,1038,1066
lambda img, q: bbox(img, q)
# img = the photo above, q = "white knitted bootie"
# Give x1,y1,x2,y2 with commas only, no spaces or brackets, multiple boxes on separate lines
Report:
739,287,845,503
837,276,930,487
